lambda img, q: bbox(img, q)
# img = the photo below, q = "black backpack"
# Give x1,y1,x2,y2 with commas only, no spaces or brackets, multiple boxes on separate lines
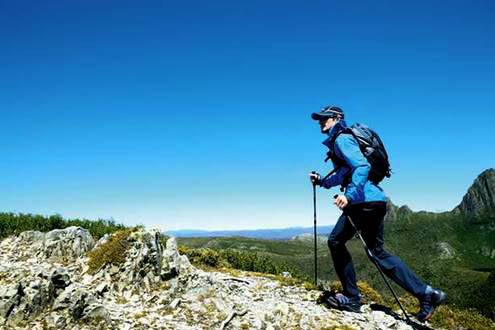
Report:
326,123,391,185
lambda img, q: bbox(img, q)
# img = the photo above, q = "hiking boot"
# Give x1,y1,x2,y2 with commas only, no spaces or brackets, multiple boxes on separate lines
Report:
416,288,447,322
324,292,362,313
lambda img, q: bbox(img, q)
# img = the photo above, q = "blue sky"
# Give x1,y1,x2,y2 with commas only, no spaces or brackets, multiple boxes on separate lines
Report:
1,1,494,230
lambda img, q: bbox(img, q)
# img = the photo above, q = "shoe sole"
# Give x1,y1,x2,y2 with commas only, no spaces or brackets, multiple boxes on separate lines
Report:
341,305,362,313
420,291,448,322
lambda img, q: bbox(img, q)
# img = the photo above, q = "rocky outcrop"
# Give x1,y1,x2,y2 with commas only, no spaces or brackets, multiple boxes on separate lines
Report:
1,226,95,263
0,227,194,329
0,227,427,329
453,168,495,216
385,200,414,222
435,242,456,260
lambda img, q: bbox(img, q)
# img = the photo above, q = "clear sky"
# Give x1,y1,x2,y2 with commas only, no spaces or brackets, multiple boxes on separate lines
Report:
1,1,494,230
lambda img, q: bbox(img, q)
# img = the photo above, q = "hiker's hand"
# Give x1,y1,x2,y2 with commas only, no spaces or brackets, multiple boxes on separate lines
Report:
309,172,321,186
334,195,348,209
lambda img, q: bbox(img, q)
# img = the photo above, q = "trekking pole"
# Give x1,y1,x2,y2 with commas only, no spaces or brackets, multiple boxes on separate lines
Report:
312,172,318,285
335,196,412,323
310,167,337,286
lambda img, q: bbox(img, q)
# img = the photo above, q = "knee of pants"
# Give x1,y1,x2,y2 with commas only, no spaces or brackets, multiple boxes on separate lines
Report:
368,247,395,269
369,246,390,259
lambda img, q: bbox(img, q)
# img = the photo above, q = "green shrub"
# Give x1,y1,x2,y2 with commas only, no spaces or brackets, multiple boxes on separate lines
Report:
178,246,303,278
430,305,495,330
179,246,230,268
219,249,302,277
471,270,495,320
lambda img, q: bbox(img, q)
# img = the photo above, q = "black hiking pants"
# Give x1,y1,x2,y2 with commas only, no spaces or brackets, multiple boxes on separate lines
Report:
327,201,428,300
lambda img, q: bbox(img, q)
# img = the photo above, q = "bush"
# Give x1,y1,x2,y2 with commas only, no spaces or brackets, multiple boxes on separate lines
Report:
87,228,137,274
218,249,303,277
178,246,303,278
430,305,495,330
472,270,495,319
178,246,230,268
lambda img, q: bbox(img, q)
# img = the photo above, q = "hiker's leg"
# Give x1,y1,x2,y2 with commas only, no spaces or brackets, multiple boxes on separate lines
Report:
359,203,428,298
327,213,359,299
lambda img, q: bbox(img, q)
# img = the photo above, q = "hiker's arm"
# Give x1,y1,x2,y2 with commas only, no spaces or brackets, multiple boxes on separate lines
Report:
320,167,349,189
335,135,371,203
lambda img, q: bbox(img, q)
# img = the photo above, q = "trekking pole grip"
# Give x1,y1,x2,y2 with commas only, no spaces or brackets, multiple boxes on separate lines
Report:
311,171,318,187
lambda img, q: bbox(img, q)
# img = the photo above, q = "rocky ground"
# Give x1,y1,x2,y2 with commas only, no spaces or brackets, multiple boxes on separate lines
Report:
0,227,434,329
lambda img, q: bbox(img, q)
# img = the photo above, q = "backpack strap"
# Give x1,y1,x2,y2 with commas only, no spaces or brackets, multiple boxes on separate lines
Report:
326,128,355,164
323,128,354,191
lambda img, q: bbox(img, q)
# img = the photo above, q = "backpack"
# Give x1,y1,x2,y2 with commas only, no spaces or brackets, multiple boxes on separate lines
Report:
326,123,391,185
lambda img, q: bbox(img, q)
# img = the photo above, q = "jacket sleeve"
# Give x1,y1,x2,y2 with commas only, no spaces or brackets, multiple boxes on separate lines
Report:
320,166,349,189
334,134,371,203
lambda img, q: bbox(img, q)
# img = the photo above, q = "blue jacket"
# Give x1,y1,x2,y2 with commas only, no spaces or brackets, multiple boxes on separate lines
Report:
320,120,386,204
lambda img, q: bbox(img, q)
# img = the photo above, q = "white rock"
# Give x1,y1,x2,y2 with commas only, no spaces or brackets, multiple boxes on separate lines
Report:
0,228,423,330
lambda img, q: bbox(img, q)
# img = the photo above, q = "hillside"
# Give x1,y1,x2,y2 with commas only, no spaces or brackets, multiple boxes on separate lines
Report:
0,227,429,330
179,169,495,324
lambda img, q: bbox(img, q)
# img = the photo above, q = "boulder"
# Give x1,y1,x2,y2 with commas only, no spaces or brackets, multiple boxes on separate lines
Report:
436,242,456,260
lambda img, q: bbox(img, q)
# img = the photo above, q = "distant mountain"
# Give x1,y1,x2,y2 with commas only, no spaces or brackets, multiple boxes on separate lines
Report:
453,168,495,216
384,200,414,222
385,168,495,221
165,226,334,240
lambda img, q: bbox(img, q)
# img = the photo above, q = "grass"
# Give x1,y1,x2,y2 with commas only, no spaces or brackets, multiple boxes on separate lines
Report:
430,305,495,330
179,236,314,256
87,228,137,274
178,245,305,279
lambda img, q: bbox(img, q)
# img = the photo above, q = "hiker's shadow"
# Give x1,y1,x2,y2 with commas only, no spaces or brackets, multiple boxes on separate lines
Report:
368,303,433,330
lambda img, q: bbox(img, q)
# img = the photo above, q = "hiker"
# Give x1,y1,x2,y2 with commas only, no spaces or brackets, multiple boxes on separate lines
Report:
309,106,446,322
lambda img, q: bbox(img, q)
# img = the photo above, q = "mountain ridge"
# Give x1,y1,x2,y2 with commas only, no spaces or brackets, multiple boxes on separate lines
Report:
453,168,495,216
387,168,495,221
